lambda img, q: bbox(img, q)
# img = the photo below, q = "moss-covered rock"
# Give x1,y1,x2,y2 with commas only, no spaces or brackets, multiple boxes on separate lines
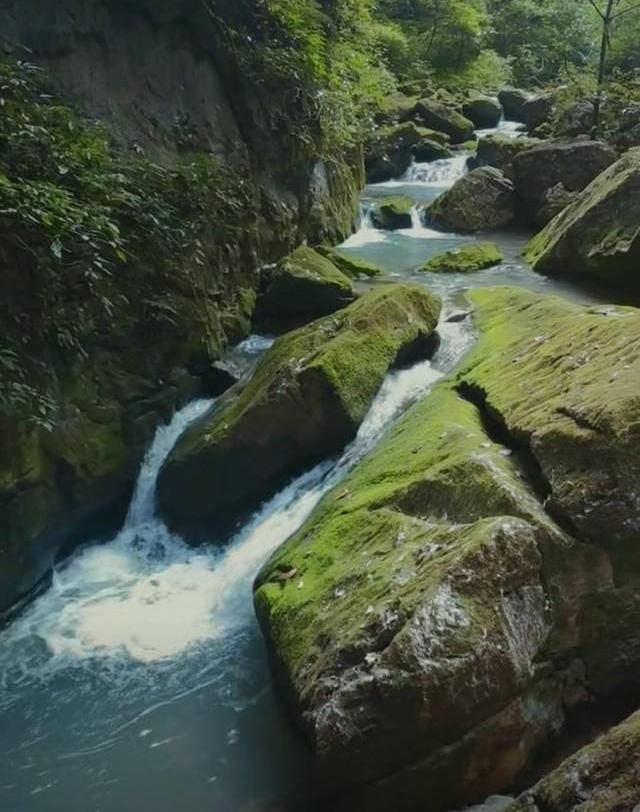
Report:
498,88,531,122
157,284,442,540
366,121,452,183
419,242,504,273
316,246,384,278
408,98,475,144
462,95,503,129
254,287,640,811
469,134,543,177
426,168,516,232
512,139,617,223
525,148,640,295
370,196,414,230
507,710,640,811
255,246,355,329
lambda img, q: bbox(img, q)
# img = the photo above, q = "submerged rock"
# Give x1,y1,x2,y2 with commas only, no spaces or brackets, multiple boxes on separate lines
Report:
498,88,531,122
462,95,502,129
255,287,640,812
315,246,384,279
157,285,442,539
255,246,355,329
512,139,617,223
370,196,414,230
525,147,640,294
426,167,516,232
507,711,640,811
419,242,504,273
408,98,475,144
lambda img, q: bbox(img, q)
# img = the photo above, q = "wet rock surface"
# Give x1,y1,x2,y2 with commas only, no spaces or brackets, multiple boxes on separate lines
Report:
158,285,442,540
426,167,517,232
255,287,640,812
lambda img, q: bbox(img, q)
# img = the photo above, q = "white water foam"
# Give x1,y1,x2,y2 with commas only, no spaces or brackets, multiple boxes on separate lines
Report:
341,205,387,247
0,326,470,672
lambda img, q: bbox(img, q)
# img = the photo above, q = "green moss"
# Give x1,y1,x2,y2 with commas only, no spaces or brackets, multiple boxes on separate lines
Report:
316,246,384,278
508,711,640,811
255,382,550,682
419,242,504,273
370,195,414,229
278,246,353,292
172,283,441,460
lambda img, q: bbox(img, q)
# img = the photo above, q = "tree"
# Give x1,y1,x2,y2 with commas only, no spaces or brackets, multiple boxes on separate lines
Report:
588,0,640,128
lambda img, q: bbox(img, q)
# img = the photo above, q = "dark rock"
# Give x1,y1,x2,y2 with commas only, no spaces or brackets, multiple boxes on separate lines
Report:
426,167,517,232
534,183,578,227
370,196,414,230
157,285,442,540
556,100,595,137
498,88,531,122
365,121,452,183
523,92,556,132
512,139,617,223
406,98,475,144
462,95,503,129
526,147,640,294
200,362,240,397
469,133,543,178
255,246,355,329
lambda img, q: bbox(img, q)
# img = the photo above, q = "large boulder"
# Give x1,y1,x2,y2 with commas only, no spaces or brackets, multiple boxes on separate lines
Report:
523,92,556,133
507,711,640,811
526,148,640,294
462,95,502,129
425,167,516,232
365,121,452,182
468,133,543,178
406,98,475,144
498,88,531,121
419,242,504,273
555,99,595,137
255,287,640,812
157,285,442,539
255,246,355,329
370,196,414,230
512,139,617,223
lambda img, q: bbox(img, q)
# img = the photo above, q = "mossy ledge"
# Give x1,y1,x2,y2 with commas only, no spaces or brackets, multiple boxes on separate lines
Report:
254,287,640,812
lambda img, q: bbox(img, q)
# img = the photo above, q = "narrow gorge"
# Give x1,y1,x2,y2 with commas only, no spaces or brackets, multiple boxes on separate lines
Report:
0,2,639,812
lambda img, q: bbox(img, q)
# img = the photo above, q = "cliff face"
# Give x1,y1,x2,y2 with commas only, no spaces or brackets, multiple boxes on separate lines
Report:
0,0,363,615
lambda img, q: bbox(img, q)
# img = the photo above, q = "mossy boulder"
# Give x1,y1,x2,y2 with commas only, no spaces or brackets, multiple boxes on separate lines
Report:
462,95,502,129
507,710,640,811
512,139,617,223
365,121,452,183
419,242,504,273
498,88,531,122
525,148,640,295
469,134,543,178
426,167,516,232
255,287,640,811
370,196,414,230
408,98,475,144
255,246,355,329
316,246,384,278
157,285,442,540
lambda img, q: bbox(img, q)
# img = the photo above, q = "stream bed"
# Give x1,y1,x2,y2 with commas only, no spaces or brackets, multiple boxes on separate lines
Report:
0,122,602,812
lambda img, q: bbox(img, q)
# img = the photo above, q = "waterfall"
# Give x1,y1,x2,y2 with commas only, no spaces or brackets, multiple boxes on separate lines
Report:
0,319,471,672
401,154,468,187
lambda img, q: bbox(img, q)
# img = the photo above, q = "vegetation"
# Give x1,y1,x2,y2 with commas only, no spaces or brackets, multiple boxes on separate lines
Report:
0,60,257,428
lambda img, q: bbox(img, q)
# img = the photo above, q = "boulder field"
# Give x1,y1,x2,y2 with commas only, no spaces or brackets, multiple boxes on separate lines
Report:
254,287,640,812
527,148,640,296
157,285,442,539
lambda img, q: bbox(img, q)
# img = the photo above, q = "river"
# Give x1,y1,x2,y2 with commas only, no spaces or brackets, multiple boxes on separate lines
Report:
0,120,600,812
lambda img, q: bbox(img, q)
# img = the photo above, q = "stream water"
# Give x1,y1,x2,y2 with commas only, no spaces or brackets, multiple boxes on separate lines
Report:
0,121,601,812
